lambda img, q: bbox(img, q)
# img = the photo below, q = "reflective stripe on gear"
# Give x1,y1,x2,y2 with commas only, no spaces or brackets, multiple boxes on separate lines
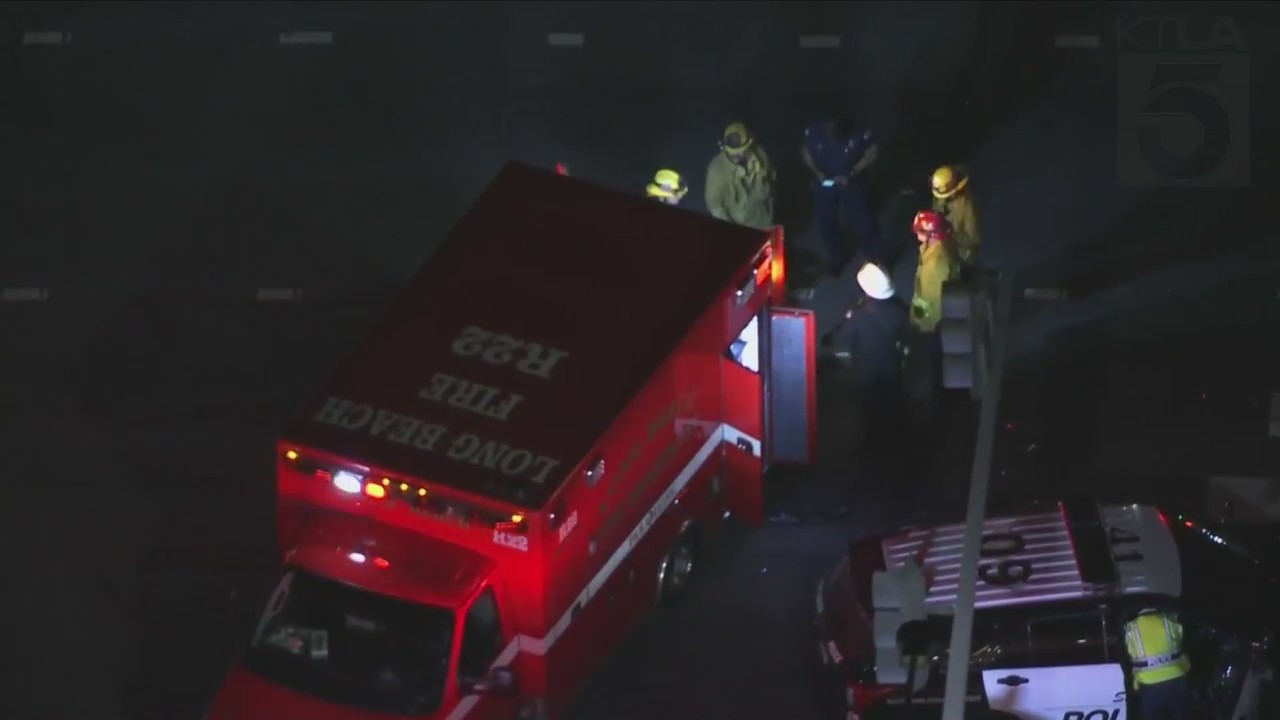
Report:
1124,614,1191,687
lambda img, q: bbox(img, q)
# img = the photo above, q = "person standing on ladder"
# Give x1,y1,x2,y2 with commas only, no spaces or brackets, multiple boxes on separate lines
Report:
1124,607,1193,720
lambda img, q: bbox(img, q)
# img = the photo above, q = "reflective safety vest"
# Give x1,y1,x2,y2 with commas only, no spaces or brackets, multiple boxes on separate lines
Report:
1123,613,1191,687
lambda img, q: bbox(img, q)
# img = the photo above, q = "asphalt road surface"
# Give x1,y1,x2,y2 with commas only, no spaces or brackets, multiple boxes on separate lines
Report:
3,4,1278,720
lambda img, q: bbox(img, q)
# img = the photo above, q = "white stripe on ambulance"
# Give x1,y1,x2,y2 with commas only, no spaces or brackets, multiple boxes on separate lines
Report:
446,421,759,720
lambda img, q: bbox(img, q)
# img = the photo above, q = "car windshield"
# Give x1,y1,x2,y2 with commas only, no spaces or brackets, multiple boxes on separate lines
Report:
1170,518,1280,635
241,569,455,716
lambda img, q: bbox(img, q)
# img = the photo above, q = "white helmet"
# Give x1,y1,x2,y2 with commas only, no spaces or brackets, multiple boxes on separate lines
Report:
856,263,894,300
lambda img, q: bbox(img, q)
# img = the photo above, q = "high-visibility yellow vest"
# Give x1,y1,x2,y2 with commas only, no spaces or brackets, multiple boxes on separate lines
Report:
1124,613,1191,687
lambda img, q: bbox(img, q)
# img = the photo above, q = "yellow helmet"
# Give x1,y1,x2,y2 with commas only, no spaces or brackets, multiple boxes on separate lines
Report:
721,122,754,156
646,169,688,200
931,165,968,200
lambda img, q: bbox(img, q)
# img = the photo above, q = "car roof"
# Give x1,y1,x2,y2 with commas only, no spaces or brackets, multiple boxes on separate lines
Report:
874,502,1182,613
288,513,495,609
285,162,770,508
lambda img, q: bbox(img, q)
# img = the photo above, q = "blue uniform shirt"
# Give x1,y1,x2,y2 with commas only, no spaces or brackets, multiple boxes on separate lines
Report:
804,122,875,179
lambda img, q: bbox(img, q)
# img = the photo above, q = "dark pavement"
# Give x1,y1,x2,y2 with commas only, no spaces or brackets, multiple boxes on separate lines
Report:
3,3,1278,720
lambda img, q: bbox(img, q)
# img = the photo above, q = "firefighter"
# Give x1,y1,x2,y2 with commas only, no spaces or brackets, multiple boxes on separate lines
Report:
908,210,957,334
646,169,688,206
705,122,776,230
1124,608,1193,720
930,165,981,268
838,263,909,444
801,117,883,274
901,210,957,412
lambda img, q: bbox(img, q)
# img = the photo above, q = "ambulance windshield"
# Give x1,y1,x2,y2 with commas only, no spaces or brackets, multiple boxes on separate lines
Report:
242,569,455,716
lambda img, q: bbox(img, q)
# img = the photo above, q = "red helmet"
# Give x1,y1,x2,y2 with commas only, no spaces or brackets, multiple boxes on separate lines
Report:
912,210,949,240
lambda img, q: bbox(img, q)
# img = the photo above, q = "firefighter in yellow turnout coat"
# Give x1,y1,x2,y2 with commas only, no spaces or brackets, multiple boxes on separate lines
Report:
705,122,775,230
930,165,981,267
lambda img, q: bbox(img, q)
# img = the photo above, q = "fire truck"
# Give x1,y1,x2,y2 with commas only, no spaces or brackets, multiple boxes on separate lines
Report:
206,163,817,720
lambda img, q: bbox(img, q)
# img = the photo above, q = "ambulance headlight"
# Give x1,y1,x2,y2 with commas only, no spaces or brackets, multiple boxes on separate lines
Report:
333,471,364,494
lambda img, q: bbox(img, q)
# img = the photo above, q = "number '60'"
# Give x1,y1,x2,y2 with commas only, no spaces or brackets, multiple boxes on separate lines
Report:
978,559,1033,586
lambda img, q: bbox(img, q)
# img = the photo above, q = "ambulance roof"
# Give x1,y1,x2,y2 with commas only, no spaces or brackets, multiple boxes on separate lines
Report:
286,162,770,508
876,502,1182,612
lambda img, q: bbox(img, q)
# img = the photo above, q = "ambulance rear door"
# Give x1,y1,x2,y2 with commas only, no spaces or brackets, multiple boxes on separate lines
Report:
763,306,816,467
981,663,1128,720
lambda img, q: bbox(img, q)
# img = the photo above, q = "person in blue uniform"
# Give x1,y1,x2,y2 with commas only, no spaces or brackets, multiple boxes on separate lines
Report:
800,117,883,275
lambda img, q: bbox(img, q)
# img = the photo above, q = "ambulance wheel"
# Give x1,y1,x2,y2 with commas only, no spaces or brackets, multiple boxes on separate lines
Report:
657,530,698,604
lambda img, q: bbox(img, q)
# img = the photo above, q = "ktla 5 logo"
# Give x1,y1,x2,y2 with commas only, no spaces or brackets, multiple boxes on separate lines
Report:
1116,16,1250,187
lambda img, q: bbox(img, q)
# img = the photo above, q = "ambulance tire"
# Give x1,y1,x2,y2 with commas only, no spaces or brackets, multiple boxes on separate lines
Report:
657,529,699,605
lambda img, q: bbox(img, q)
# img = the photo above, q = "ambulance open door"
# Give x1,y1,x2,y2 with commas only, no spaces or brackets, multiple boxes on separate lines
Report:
763,306,816,468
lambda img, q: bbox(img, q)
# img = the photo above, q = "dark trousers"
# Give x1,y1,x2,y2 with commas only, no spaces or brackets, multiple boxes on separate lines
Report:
1139,675,1193,720
857,379,904,450
815,180,883,271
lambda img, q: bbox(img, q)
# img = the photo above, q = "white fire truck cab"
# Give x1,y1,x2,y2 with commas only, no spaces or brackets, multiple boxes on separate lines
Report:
207,163,817,720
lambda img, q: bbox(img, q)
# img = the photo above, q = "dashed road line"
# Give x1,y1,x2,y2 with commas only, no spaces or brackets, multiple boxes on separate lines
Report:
1269,391,1279,438
2,288,50,302
547,33,585,48
255,288,304,302
277,31,333,45
22,31,70,46
798,35,841,49
1023,287,1068,301
791,288,816,302
1055,34,1100,49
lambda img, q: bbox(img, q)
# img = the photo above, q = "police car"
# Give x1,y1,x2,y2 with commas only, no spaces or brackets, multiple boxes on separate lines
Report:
814,500,1279,720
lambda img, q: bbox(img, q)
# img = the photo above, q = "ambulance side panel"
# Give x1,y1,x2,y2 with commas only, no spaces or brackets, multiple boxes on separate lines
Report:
537,305,743,717
715,239,780,525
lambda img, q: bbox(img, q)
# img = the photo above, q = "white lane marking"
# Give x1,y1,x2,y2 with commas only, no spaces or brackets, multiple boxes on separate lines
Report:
1055,34,1100,49
799,35,841,49
278,31,333,45
256,288,302,301
452,422,760,720
1270,392,1280,438
547,33,584,47
2,287,50,302
1023,287,1068,300
23,31,69,46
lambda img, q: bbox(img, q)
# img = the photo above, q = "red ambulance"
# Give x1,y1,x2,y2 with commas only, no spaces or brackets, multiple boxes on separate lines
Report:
205,163,818,720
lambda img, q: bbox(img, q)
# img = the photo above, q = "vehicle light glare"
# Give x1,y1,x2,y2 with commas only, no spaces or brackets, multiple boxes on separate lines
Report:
511,513,525,524
333,471,363,494
348,552,367,563
285,449,299,461
417,488,427,497
372,557,391,569
364,482,387,499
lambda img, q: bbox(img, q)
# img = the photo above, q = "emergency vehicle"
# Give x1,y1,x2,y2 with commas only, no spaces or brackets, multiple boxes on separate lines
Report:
815,500,1279,720
206,162,817,720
